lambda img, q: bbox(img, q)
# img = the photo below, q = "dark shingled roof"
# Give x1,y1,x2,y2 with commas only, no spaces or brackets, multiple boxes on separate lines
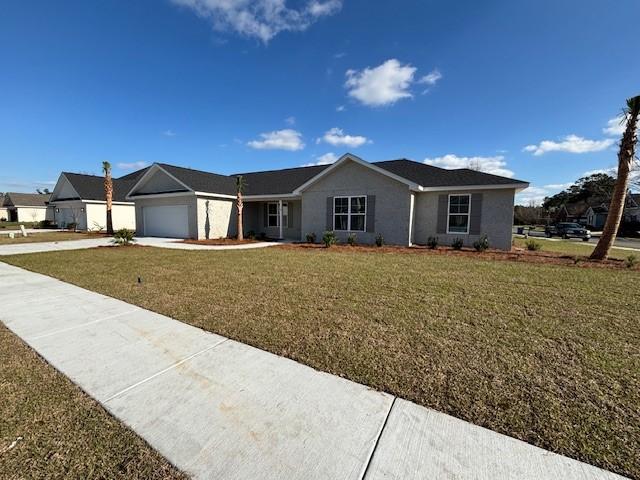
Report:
233,164,331,195
2,192,51,207
156,164,237,196
127,158,528,197
60,167,149,202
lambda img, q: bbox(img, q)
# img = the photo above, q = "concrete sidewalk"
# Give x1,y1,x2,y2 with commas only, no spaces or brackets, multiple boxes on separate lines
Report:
0,262,626,479
0,236,280,256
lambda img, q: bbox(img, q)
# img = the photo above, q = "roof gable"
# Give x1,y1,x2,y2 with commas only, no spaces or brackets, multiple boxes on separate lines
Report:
3,192,50,207
51,167,149,202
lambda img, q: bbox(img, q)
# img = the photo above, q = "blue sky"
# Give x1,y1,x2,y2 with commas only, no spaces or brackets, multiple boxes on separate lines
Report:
1,0,638,203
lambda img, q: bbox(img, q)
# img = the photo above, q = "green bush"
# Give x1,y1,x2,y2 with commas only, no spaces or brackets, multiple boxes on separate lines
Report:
451,238,464,250
66,222,77,231
112,228,135,246
246,230,256,240
347,233,357,246
322,230,337,248
473,234,489,252
525,239,542,251
426,236,438,249
375,233,384,247
626,254,638,269
39,219,54,229
306,232,316,243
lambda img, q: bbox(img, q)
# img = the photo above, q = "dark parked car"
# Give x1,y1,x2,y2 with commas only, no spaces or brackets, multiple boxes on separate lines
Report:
545,222,591,241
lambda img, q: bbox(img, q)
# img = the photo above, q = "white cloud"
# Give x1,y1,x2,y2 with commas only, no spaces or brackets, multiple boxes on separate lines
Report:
336,105,345,112
247,129,305,151
285,116,296,125
163,130,176,137
117,161,149,171
345,59,417,107
515,184,570,206
523,135,615,156
317,127,369,148
171,0,342,43
418,69,442,93
301,152,339,167
603,114,639,137
333,52,346,59
423,154,514,178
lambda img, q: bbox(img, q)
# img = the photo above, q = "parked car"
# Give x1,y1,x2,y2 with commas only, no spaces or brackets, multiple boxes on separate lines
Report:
545,222,591,241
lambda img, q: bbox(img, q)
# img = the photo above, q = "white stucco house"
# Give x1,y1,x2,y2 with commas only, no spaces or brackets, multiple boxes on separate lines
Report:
126,154,529,250
48,169,147,231
1,192,53,223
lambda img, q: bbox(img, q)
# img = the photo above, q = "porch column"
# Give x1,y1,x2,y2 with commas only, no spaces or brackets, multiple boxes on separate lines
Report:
278,199,283,240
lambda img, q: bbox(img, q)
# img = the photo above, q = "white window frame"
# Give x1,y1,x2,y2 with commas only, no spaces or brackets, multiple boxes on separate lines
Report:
267,201,288,228
334,196,367,232
446,194,471,235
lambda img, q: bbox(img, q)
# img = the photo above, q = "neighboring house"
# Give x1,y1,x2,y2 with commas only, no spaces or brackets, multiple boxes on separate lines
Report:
49,169,147,230
584,194,640,229
1,192,52,223
126,154,528,250
0,194,8,221
554,203,589,225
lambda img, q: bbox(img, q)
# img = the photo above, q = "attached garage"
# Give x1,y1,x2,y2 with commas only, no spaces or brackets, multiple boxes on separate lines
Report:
142,205,190,238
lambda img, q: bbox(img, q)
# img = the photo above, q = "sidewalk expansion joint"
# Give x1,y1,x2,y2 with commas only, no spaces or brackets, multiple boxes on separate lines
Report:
30,309,139,340
358,396,397,480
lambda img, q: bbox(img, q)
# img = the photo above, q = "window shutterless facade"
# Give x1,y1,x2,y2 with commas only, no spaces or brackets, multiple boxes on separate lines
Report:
334,196,366,231
267,201,288,227
447,194,471,234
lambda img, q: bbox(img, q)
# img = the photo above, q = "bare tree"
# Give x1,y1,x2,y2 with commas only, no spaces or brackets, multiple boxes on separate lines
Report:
591,96,640,260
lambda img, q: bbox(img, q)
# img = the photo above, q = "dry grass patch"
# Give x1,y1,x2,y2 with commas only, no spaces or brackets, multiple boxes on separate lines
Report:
3,246,640,478
0,232,103,245
0,324,186,479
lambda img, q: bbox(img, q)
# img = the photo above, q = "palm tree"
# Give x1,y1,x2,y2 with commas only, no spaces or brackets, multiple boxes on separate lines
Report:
590,96,640,260
103,161,114,235
236,175,246,240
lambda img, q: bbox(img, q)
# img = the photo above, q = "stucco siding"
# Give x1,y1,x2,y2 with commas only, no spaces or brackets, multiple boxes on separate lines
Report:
413,189,515,250
196,197,237,239
301,160,412,245
15,207,48,223
134,195,198,238
85,203,136,231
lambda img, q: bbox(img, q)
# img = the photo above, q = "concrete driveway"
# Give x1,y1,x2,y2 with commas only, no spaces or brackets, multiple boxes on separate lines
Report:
0,262,626,479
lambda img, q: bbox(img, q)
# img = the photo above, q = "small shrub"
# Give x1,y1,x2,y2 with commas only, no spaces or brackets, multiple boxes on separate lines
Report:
247,230,256,240
525,239,542,251
473,234,489,252
375,233,384,247
322,230,337,248
66,222,77,232
112,228,135,246
426,236,438,249
451,237,464,250
306,232,316,243
0,217,6,222
258,231,267,240
347,233,357,246
39,219,53,229
626,254,638,269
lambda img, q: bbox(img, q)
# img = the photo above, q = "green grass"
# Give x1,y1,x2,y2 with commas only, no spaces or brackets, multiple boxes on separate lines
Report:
0,232,100,245
513,236,634,260
0,323,187,479
3,246,639,478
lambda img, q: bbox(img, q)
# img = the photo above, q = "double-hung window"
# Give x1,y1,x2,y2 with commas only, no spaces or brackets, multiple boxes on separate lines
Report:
267,202,288,227
334,196,366,231
447,194,471,234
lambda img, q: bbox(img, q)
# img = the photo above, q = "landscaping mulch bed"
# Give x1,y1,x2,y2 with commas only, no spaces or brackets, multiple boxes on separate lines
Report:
280,243,634,270
181,237,263,246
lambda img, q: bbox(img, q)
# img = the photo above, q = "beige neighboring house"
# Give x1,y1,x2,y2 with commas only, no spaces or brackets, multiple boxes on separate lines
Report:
1,192,53,223
49,169,147,231
126,154,529,250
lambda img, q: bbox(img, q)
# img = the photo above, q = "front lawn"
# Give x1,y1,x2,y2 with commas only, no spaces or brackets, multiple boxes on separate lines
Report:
0,324,186,479
3,246,639,478
513,236,634,260
0,232,101,245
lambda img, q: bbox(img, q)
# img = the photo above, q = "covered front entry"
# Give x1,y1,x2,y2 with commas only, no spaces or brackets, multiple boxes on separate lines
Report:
243,199,302,240
143,205,190,238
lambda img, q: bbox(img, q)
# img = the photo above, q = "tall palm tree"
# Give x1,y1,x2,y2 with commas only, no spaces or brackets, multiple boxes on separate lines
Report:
103,161,114,235
236,175,246,240
590,95,640,260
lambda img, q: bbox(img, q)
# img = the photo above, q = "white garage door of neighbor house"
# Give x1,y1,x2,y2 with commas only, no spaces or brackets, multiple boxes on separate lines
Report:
143,205,190,238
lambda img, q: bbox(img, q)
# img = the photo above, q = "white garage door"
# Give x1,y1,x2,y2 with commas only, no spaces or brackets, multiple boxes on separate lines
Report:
143,205,190,238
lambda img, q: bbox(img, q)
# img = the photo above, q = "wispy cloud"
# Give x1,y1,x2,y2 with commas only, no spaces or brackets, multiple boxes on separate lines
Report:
515,183,572,205
285,116,296,126
301,152,338,167
345,59,441,107
247,129,305,151
418,68,442,93
171,0,342,43
317,127,369,148
523,135,614,156
336,105,346,112
117,161,149,171
423,154,514,178
163,130,177,137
